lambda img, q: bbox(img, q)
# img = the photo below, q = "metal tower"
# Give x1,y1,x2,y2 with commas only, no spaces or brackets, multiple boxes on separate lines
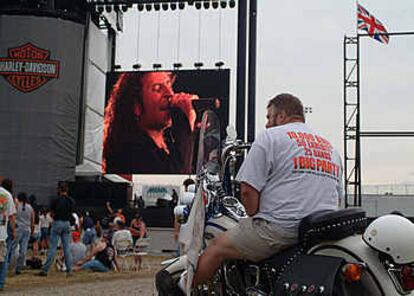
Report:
344,32,414,208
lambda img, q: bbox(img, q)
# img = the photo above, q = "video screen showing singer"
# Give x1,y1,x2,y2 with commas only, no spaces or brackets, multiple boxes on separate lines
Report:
102,70,229,175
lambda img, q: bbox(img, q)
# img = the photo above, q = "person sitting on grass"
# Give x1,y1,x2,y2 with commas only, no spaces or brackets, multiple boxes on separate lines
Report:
56,231,87,271
73,233,119,273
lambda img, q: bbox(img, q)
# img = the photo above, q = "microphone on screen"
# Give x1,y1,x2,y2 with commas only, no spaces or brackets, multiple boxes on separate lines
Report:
192,98,221,112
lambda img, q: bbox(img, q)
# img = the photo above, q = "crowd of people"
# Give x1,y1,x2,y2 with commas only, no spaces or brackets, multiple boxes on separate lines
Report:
0,179,148,291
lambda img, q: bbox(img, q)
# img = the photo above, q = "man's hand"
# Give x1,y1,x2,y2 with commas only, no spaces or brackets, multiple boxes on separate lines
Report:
170,93,199,131
9,214,16,240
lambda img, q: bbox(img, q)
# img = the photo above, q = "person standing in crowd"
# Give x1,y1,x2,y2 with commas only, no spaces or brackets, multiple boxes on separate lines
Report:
129,213,147,270
0,178,16,291
12,192,34,275
28,194,40,259
129,213,147,245
173,178,195,255
73,233,119,273
171,189,179,208
39,208,52,255
28,194,37,210
39,182,75,276
137,195,145,209
31,211,41,259
81,211,97,254
103,71,199,174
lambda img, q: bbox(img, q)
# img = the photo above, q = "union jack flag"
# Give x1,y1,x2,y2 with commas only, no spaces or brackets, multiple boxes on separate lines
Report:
357,3,389,44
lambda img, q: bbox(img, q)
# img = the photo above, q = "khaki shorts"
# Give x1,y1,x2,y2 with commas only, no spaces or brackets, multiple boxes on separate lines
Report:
226,218,298,262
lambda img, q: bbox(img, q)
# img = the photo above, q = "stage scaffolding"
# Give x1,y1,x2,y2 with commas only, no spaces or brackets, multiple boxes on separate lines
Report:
343,32,414,208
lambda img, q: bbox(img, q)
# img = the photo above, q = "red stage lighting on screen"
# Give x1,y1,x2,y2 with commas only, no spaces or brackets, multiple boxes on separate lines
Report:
103,69,230,175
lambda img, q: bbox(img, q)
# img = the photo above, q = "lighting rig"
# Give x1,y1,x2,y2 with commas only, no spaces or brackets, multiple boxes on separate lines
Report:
87,0,257,143
88,0,236,16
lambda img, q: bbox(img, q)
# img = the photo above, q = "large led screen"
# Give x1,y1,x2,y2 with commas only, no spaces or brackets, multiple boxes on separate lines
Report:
103,69,230,174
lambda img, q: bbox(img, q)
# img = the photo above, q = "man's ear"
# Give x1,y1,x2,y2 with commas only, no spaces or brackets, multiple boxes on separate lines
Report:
279,110,288,123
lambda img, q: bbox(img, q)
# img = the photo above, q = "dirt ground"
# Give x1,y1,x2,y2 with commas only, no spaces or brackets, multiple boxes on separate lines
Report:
2,255,167,296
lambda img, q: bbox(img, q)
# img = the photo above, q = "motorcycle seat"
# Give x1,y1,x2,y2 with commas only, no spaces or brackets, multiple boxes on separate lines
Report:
298,208,367,247
254,208,366,277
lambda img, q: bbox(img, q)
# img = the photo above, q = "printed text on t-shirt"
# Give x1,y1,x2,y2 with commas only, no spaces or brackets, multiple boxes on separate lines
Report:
287,131,340,179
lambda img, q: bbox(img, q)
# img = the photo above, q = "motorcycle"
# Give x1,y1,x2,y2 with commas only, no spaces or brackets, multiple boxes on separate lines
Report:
156,110,414,296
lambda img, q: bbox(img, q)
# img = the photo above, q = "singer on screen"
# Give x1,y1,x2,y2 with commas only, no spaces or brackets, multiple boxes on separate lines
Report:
102,71,199,174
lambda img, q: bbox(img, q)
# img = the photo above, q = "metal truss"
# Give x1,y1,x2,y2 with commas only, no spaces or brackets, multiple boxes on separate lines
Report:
343,32,414,208
343,36,360,207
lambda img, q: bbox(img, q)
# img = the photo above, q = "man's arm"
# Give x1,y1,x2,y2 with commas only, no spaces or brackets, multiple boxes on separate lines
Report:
76,241,105,265
173,219,179,241
8,196,17,240
106,202,114,215
240,182,260,217
9,214,16,240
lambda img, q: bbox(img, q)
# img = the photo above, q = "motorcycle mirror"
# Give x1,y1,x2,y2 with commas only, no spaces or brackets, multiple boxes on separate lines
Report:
226,125,237,142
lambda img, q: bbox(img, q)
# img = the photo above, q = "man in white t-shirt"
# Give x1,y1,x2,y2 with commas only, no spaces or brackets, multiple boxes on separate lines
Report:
192,93,343,287
0,178,17,290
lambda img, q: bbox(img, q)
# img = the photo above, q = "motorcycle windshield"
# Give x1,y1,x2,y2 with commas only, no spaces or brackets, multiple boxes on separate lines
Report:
196,110,221,176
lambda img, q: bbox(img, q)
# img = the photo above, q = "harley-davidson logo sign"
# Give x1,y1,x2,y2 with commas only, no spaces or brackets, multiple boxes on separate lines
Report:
0,43,60,92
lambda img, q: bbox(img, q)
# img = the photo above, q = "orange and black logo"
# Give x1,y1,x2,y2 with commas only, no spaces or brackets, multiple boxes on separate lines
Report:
0,43,60,93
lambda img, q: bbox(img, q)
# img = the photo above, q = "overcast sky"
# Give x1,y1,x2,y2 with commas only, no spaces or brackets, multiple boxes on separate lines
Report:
115,1,414,186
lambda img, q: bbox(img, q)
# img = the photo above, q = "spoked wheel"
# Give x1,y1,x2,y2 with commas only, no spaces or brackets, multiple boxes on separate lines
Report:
210,269,227,296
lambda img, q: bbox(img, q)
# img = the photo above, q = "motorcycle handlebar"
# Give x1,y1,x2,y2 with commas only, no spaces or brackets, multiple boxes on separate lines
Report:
220,142,251,179
215,184,227,199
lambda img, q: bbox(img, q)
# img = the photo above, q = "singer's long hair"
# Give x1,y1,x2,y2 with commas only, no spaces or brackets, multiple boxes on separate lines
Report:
102,72,144,173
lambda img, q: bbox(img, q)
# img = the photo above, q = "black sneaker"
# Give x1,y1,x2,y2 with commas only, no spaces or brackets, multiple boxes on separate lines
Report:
37,271,48,277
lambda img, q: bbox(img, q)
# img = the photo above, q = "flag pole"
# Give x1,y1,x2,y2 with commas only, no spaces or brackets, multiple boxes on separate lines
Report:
355,0,362,207
355,0,359,36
